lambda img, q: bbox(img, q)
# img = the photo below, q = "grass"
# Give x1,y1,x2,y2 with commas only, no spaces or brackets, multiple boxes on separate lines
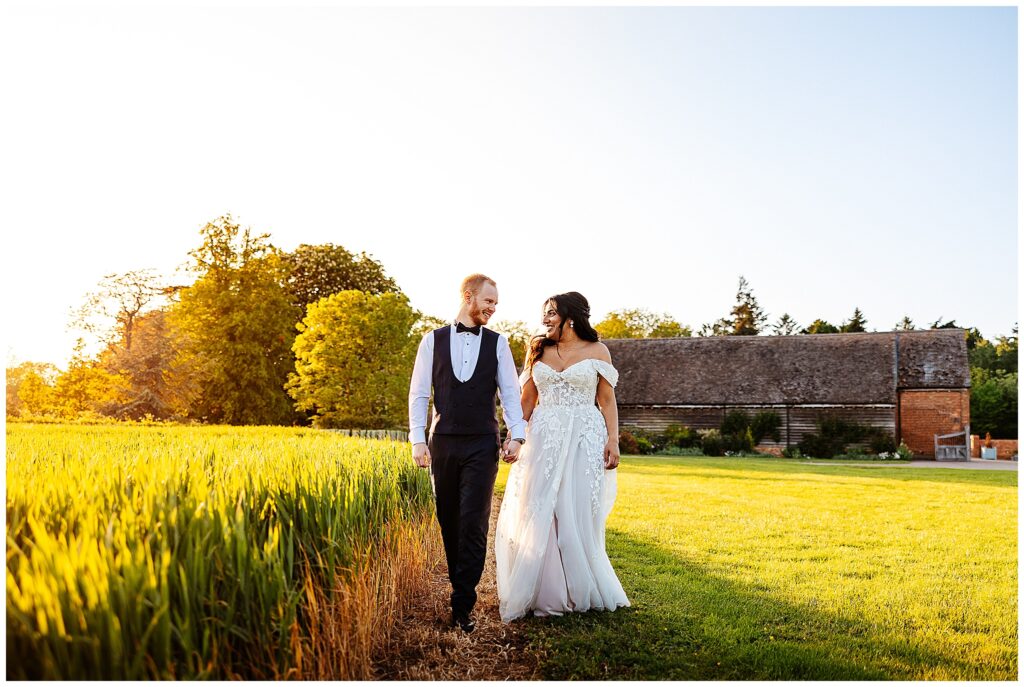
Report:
496,455,1017,680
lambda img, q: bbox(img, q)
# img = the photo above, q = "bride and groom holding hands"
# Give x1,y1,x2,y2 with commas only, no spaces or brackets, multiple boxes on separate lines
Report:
408,274,629,632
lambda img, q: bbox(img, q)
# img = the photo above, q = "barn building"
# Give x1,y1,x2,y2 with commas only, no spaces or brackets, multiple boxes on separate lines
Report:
604,329,971,458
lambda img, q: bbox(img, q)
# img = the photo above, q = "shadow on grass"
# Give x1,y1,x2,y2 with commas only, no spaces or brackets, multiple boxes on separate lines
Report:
623,456,1018,489
518,528,1012,680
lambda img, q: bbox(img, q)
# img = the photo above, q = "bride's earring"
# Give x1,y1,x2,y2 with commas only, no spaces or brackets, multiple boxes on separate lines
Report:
569,321,574,328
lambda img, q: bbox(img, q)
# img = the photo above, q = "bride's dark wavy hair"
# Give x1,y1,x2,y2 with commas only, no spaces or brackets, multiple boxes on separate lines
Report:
526,291,600,371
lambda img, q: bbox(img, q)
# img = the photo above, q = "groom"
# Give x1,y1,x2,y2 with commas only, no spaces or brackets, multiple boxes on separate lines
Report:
408,273,527,633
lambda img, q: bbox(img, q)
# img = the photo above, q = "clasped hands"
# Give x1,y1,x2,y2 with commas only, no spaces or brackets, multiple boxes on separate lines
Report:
501,437,522,464
411,438,523,468
414,436,617,469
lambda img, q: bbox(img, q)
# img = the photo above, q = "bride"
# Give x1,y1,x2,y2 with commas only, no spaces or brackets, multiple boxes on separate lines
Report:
495,291,630,622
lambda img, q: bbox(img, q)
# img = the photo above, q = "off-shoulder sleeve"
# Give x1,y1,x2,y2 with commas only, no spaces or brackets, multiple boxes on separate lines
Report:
593,359,618,388
518,366,532,387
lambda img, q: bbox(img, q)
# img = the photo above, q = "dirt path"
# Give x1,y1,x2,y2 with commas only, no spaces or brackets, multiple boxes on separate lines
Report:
374,494,543,680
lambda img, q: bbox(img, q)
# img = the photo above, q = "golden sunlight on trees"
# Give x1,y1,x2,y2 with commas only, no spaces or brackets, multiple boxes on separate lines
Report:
99,309,190,419
595,309,690,339
51,345,130,418
71,269,168,354
288,290,419,429
283,243,399,309
168,216,302,425
10,214,409,427
70,270,183,419
6,362,60,417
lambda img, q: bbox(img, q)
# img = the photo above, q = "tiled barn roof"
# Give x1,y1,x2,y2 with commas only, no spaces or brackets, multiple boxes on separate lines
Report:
604,329,969,405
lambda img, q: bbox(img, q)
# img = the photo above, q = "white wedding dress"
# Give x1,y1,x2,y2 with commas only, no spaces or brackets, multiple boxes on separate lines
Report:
495,357,630,623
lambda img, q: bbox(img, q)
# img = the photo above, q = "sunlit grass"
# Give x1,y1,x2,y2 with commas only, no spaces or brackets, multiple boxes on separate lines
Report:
498,456,1017,680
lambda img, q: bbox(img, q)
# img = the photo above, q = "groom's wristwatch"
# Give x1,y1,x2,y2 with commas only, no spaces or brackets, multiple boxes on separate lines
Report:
511,438,525,445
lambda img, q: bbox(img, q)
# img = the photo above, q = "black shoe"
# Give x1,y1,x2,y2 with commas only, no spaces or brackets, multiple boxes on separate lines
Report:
451,611,475,633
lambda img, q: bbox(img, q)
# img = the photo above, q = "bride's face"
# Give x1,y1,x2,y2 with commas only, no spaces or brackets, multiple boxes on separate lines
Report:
542,301,564,340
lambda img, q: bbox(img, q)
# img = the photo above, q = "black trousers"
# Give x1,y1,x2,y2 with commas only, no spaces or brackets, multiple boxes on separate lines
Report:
428,432,500,617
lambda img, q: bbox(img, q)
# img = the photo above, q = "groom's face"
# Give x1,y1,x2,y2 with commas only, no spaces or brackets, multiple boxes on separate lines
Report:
467,283,498,325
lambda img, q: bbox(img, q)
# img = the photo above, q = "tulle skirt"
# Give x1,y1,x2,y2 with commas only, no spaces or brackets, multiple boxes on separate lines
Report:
495,404,630,623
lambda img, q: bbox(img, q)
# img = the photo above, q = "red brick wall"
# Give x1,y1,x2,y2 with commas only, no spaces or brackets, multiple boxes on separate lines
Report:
898,389,970,459
970,436,1019,460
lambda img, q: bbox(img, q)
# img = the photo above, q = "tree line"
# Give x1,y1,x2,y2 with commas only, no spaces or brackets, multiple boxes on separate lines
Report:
5,217,1017,437
6,216,405,427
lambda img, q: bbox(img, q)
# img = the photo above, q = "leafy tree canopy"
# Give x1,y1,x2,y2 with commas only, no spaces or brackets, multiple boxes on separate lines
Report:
288,290,419,429
283,243,399,310
170,215,301,425
595,309,690,339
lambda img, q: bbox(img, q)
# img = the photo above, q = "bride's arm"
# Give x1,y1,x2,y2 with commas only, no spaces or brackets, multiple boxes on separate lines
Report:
521,376,539,423
593,343,620,469
596,376,620,469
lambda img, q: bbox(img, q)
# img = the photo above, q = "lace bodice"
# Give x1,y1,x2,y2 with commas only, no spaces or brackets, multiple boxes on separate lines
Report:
526,358,619,407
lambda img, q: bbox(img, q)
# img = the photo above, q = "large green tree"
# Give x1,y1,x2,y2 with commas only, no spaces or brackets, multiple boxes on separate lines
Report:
969,325,1018,374
968,324,1017,438
169,215,301,425
283,243,399,309
971,368,1018,439
287,290,419,428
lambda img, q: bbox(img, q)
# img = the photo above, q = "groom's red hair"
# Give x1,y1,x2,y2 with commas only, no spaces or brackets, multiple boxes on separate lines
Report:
460,273,496,297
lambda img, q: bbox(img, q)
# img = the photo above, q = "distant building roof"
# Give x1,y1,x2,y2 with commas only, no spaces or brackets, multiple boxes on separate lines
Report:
604,329,970,406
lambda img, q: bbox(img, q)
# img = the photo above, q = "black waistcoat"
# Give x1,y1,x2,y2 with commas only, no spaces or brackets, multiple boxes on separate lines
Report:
430,325,500,435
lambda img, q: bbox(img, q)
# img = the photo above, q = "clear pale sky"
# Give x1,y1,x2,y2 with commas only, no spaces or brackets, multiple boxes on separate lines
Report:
1,5,1018,368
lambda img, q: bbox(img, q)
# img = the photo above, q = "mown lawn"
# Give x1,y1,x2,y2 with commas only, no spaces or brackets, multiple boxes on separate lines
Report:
496,456,1017,680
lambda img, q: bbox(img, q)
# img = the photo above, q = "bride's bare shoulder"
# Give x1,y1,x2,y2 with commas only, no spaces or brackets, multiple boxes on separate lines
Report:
587,341,612,363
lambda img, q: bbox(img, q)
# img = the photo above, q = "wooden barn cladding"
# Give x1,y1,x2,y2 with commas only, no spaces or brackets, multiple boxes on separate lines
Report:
605,329,971,456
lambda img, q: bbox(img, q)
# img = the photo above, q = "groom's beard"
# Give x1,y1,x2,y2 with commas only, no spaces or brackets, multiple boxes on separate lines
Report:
468,303,491,326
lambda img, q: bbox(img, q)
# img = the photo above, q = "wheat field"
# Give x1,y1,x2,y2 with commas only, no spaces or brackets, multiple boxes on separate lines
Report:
6,423,434,680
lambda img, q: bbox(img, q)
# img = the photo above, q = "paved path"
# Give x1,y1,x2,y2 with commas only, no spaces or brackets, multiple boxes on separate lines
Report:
802,459,1017,471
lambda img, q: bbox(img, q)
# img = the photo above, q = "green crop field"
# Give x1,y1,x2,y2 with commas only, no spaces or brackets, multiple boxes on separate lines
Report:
6,423,434,680
498,456,1018,680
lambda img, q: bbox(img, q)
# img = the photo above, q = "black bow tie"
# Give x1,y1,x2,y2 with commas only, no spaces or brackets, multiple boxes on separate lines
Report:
456,322,481,335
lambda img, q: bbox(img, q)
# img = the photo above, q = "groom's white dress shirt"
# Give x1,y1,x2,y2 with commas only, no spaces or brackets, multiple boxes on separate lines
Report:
408,323,527,445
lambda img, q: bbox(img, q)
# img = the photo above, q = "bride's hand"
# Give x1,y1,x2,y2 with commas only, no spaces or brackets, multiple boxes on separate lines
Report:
603,437,620,470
